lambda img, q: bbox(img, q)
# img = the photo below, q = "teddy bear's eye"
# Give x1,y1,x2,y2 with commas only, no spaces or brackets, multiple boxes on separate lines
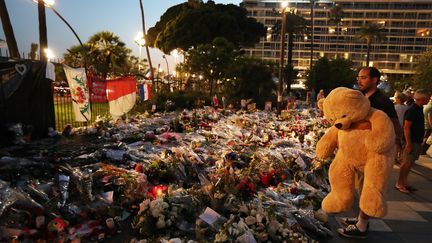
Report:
342,115,347,118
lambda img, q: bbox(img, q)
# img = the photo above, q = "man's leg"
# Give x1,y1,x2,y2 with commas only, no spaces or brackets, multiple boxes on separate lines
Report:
357,210,370,232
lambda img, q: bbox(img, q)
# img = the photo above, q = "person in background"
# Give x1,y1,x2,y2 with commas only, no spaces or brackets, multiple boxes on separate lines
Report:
422,96,432,154
395,89,431,193
404,90,414,106
316,89,325,101
338,67,402,239
394,91,409,163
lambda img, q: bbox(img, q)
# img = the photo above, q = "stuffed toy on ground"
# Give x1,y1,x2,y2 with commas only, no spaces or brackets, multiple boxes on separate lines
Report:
315,87,396,218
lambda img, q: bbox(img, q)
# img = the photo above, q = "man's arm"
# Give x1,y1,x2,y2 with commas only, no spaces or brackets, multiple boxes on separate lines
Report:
404,120,413,153
392,117,403,146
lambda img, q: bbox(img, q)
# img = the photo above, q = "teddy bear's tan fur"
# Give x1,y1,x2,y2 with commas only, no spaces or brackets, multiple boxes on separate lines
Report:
316,87,396,218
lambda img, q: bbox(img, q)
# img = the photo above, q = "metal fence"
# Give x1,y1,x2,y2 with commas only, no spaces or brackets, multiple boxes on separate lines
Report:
53,90,109,131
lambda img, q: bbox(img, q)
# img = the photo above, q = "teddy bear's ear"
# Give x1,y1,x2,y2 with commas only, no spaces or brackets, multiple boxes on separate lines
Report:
317,98,325,110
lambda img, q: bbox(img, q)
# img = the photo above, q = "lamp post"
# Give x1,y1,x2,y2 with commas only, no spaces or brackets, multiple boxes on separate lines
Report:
162,55,169,76
35,0,84,57
277,2,289,115
134,32,145,72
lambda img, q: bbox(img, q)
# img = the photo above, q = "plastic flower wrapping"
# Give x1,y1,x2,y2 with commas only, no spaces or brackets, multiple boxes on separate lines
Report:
0,107,333,242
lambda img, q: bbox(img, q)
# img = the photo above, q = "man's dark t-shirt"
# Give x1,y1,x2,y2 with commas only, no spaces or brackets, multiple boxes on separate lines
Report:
368,90,398,119
404,103,424,143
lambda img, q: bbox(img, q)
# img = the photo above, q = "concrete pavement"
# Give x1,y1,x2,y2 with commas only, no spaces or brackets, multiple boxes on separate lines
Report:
326,155,432,243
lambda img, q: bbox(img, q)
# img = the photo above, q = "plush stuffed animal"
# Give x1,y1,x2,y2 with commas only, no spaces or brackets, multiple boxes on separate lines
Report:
315,87,396,218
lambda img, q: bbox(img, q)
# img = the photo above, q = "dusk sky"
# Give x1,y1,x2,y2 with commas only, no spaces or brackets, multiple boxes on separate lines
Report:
1,0,242,72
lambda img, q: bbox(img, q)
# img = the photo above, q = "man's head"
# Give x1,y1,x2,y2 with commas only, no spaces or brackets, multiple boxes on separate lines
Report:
414,89,431,106
357,67,381,95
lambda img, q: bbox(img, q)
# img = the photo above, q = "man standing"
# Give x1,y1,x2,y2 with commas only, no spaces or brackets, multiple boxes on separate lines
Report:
338,67,402,239
396,90,431,192
422,96,432,154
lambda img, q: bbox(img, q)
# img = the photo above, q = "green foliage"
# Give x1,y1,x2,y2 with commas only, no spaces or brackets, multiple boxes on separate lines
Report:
64,31,132,79
412,47,432,89
355,23,385,66
147,2,265,53
178,37,236,95
306,57,356,93
64,44,88,68
224,57,276,108
328,4,344,25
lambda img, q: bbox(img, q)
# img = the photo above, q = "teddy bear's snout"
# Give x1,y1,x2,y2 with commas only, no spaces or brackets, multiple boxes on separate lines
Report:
335,123,343,129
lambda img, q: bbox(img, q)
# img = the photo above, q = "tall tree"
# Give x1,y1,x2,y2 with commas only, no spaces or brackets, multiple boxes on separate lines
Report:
64,31,131,79
178,37,235,96
37,0,48,62
225,57,276,107
412,47,432,89
272,12,308,91
87,31,131,79
306,57,356,93
356,23,385,67
139,0,154,87
147,1,265,53
328,4,344,57
0,0,20,58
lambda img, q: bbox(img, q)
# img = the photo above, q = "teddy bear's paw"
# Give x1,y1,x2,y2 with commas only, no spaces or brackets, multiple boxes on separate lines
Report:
322,193,351,213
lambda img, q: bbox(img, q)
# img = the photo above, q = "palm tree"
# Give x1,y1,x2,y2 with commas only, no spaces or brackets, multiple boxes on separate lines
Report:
139,0,155,88
0,0,19,58
86,31,131,79
356,23,385,67
329,4,344,57
273,12,308,91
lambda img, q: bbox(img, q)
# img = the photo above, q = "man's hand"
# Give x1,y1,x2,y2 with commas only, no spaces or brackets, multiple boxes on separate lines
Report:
404,143,412,154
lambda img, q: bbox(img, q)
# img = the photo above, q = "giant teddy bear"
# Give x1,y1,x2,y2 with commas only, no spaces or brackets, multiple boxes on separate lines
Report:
315,87,396,218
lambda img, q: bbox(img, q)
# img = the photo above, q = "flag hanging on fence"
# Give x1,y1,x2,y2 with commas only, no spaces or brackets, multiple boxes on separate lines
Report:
63,65,91,122
145,68,152,80
106,76,136,118
139,83,151,102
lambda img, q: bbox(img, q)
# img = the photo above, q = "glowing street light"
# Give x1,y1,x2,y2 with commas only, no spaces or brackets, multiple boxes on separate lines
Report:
44,48,54,61
33,0,84,48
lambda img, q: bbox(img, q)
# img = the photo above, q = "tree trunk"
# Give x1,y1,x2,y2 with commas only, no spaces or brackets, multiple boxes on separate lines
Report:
366,39,371,67
286,31,294,92
38,0,48,62
0,0,20,58
139,0,155,89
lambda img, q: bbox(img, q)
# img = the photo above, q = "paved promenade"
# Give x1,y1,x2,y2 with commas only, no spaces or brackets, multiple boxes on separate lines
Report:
327,155,432,243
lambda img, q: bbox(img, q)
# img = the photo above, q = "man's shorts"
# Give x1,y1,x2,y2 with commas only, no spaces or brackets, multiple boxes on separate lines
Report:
403,142,422,164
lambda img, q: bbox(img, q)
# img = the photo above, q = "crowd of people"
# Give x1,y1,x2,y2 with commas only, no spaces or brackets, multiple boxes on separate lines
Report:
314,67,431,239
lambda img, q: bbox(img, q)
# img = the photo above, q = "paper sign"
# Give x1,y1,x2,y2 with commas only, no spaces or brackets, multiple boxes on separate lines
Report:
199,207,221,225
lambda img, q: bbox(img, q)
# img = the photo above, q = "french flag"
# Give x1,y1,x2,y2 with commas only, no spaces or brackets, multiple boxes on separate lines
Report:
139,83,151,102
145,68,152,80
106,76,136,118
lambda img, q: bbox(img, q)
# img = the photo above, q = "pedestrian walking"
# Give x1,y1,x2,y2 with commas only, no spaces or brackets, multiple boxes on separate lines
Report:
394,91,409,163
422,96,432,154
395,89,431,193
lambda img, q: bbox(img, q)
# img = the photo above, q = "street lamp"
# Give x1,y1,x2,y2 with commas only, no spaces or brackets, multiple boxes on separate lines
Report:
134,32,145,72
44,48,54,62
162,55,170,76
34,0,84,48
277,1,289,115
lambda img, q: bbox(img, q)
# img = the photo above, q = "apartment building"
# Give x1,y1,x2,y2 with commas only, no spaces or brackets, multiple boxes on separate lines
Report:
242,0,432,78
